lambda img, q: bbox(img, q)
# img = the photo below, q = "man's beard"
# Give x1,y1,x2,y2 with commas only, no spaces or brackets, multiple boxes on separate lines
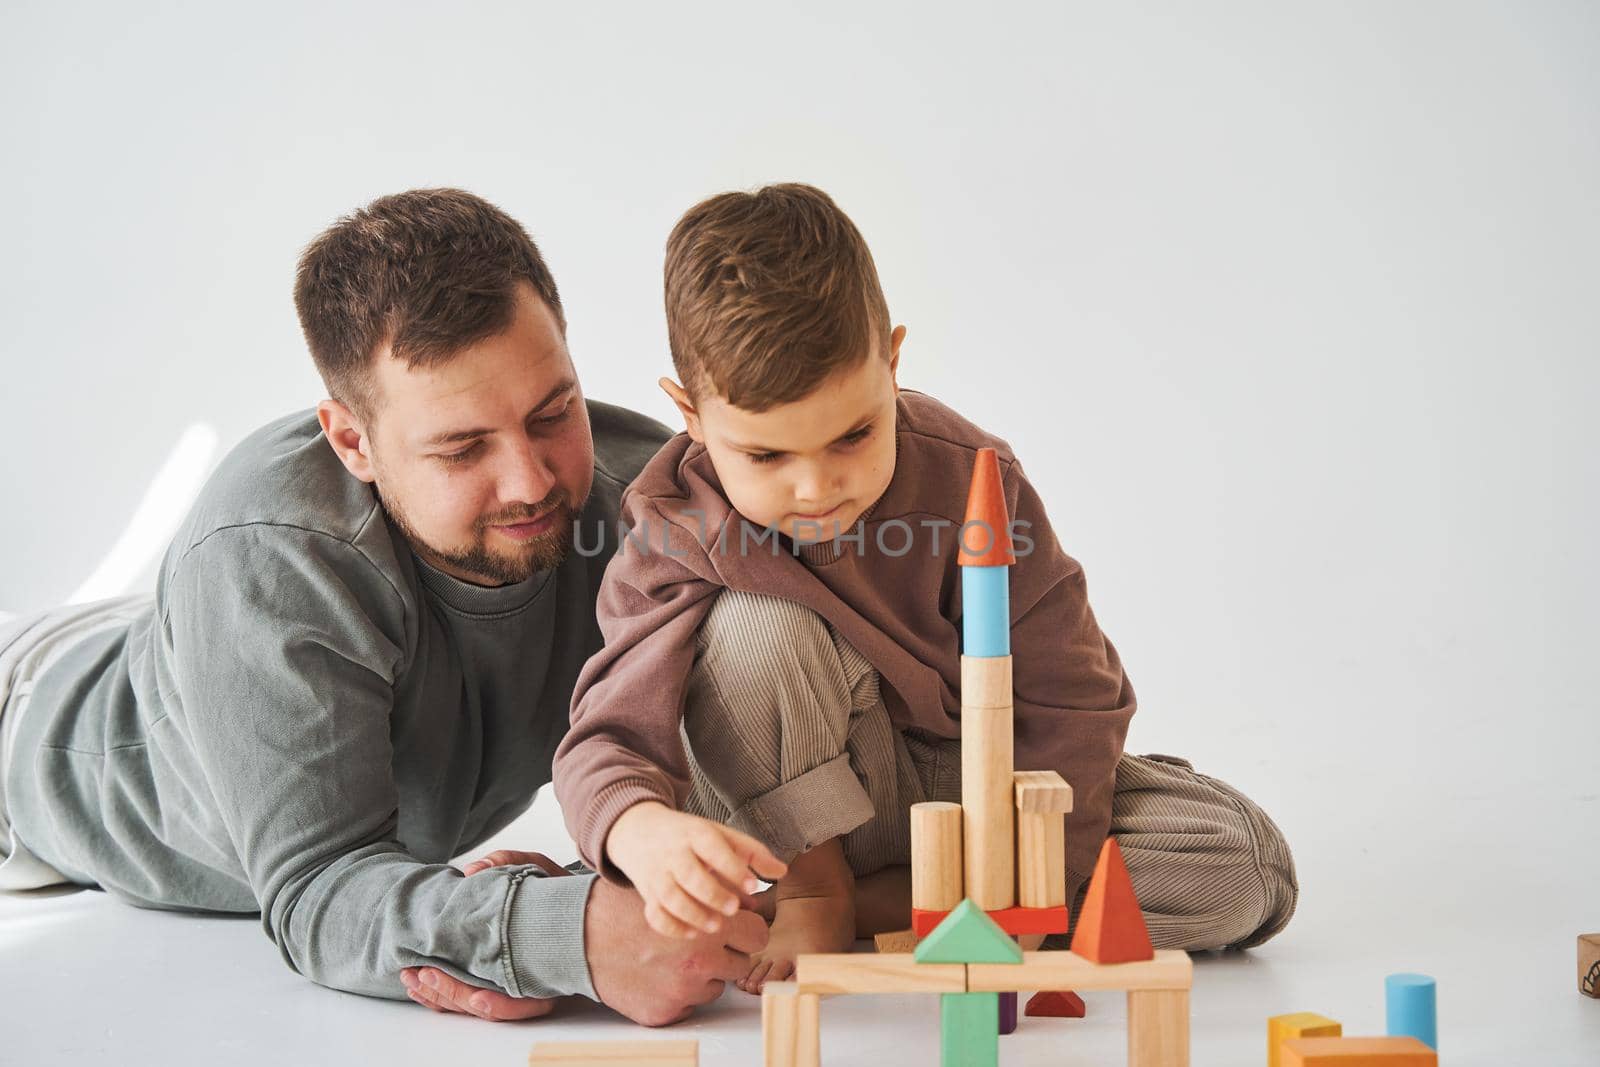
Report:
378,485,582,586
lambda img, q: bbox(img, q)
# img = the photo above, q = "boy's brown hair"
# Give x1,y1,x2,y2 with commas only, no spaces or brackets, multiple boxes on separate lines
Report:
294,187,564,422
664,183,891,412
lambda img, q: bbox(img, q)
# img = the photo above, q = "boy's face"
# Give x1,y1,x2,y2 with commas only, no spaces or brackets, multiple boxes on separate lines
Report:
664,326,905,542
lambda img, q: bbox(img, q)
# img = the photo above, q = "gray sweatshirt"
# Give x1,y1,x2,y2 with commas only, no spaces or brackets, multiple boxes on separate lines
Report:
3,399,670,1002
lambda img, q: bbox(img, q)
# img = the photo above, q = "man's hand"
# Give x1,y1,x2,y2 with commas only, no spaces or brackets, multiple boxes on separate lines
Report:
605,801,786,938
584,876,770,1026
399,849,571,1021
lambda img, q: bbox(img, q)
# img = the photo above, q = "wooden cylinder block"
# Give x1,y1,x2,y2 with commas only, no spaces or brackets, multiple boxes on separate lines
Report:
960,660,1015,910
910,802,964,912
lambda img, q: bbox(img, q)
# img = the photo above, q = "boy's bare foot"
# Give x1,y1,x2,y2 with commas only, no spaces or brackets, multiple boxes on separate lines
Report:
738,838,855,994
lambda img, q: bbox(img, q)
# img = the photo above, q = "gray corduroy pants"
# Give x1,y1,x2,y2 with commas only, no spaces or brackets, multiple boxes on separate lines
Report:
680,590,1299,952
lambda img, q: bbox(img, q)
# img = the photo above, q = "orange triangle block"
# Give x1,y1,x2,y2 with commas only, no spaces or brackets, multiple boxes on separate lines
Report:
958,447,1016,567
1069,837,1154,963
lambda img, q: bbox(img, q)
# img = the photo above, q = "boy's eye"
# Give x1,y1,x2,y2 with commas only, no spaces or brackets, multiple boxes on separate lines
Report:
749,451,783,465
838,427,872,447
533,401,571,425
436,442,483,465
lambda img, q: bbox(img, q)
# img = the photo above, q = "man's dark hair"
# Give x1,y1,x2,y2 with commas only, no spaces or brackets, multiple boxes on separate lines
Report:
294,188,564,421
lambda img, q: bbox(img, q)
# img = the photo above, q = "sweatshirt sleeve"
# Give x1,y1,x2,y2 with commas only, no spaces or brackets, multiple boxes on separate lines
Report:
164,525,596,1002
553,494,725,880
1001,458,1137,901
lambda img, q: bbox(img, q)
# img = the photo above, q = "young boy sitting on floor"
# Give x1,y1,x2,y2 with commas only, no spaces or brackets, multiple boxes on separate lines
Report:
553,182,1139,992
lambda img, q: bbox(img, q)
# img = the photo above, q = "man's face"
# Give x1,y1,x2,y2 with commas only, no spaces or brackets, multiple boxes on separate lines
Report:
358,285,595,586
681,335,901,543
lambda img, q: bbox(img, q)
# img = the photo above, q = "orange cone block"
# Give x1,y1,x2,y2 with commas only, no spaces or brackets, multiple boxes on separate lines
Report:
1069,837,1154,963
957,447,1016,567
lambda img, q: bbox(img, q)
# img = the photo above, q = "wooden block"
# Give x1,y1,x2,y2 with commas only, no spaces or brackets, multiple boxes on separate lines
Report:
761,982,819,1067
998,991,1018,1035
528,1040,698,1065
960,654,1013,708
1013,770,1073,813
1279,1036,1437,1065
911,801,964,912
874,928,920,954
1025,990,1086,1018
1069,837,1153,964
967,950,1192,993
795,952,967,994
1579,933,1600,998
940,991,1000,1067
913,905,1068,937
960,693,1015,911
1268,1013,1342,1067
957,448,1016,568
1017,809,1066,908
916,899,1022,964
1127,988,1189,1067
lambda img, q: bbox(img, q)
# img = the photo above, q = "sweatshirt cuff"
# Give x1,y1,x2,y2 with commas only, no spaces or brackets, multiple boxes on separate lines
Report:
502,869,599,1001
581,777,676,883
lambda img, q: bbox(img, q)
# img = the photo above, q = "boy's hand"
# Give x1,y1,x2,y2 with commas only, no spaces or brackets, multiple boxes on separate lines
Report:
605,801,787,938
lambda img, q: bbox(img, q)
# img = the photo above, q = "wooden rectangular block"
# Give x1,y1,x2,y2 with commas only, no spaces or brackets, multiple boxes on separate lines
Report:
762,982,820,1067
912,905,1068,938
795,952,967,994
1279,1036,1437,1065
911,801,963,912
966,950,1193,993
528,1039,698,1065
941,991,1000,1067
873,928,921,954
1013,770,1073,813
1017,808,1066,908
1268,1013,1342,1067
1127,989,1189,1067
1580,932,1600,998
960,694,1015,911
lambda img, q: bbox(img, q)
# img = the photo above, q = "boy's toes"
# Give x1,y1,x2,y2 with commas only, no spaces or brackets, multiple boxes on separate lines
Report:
770,958,796,983
745,958,774,995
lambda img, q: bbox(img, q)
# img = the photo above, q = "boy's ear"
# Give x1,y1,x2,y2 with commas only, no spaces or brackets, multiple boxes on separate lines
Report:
888,325,906,391
658,377,706,442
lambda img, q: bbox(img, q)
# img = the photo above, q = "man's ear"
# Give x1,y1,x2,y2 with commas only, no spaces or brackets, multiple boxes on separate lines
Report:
317,399,377,484
658,377,706,442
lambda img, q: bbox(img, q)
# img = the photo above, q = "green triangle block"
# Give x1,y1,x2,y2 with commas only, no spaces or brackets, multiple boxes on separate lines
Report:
915,899,1023,964
941,992,999,1067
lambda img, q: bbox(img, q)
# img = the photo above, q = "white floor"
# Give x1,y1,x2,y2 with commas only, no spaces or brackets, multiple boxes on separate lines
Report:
4,768,1596,1066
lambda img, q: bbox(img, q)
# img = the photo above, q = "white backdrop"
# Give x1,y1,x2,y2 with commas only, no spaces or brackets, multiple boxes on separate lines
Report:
2,4,1598,1058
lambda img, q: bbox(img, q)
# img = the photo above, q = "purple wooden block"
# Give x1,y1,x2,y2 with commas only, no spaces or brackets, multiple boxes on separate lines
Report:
999,991,1018,1035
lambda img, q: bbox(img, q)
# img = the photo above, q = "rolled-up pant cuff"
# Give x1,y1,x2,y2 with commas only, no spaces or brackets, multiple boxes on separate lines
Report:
727,752,877,863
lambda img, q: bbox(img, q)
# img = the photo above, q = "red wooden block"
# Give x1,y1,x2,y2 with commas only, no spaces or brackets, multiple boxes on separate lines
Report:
1068,837,1153,964
911,905,1069,938
1025,990,1087,1018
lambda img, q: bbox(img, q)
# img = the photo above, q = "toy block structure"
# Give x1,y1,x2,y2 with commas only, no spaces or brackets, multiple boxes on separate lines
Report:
1279,1036,1436,1065
1268,1013,1342,1067
1383,973,1436,1050
873,928,920,954
764,450,1190,1066
528,1040,698,1065
1579,932,1600,998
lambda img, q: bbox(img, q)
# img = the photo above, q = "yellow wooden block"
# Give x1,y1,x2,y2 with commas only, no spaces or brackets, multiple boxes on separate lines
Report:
1013,770,1074,813
873,928,920,954
1280,1036,1436,1065
960,698,1015,911
910,801,963,911
795,952,967,994
528,1039,698,1065
762,982,820,1067
1017,808,1066,908
966,949,1192,993
1268,1013,1342,1067
1127,988,1189,1067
